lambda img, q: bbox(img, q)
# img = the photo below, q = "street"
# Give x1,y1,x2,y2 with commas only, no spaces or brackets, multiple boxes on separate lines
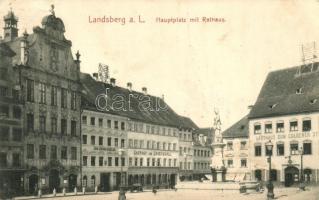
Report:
14,186,319,200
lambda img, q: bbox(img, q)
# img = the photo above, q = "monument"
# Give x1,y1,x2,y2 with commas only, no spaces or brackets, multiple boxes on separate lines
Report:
211,108,226,182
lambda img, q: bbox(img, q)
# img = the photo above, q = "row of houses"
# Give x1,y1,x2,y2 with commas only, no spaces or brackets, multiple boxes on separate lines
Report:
0,8,212,196
223,63,319,186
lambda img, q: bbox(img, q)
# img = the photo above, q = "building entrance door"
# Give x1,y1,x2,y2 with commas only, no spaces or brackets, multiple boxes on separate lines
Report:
28,174,38,195
49,170,60,192
285,166,299,187
68,174,77,191
100,173,110,192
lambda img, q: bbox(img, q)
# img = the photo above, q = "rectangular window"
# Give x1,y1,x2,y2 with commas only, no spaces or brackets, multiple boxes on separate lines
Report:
12,89,19,100
12,153,20,167
61,119,67,135
0,127,6,140
265,123,272,133
13,106,21,119
241,159,247,168
254,124,261,134
115,138,119,147
98,118,103,127
71,91,77,110
0,105,9,118
0,86,8,96
240,141,247,149
71,147,77,160
108,157,112,166
82,135,87,144
27,144,34,159
61,88,67,108
39,145,46,159
27,114,34,132
157,158,161,166
255,145,262,156
121,122,125,130
152,158,155,166
227,142,233,150
83,156,88,166
99,157,103,166
82,116,87,125
276,122,284,133
107,120,111,128
114,121,119,129
302,120,311,132
129,158,133,166
90,117,95,126
115,157,119,166
107,137,112,146
121,139,125,148
0,153,7,167
91,156,96,166
277,143,285,156
147,158,150,166
140,158,143,166
51,86,58,106
26,79,34,102
99,136,103,146
71,120,76,136
91,136,95,145
227,160,233,168
12,128,22,141
39,115,46,133
121,158,125,166
303,142,312,155
61,146,67,160
51,117,57,134
290,143,299,155
290,121,298,131
39,82,46,104
51,145,57,160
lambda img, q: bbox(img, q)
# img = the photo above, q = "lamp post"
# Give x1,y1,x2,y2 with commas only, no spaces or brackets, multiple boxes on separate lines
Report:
265,140,274,199
299,147,305,191
118,148,126,200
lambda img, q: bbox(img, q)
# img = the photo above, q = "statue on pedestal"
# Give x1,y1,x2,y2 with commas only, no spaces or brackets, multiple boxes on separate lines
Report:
211,108,226,182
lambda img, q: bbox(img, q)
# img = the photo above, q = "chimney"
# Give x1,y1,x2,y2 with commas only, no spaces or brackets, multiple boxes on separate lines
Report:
110,78,116,86
142,87,147,95
127,82,132,91
92,73,98,80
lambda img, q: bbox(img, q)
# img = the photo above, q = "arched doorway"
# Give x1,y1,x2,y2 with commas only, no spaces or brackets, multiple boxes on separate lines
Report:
285,166,299,187
49,170,60,192
128,175,133,186
146,174,151,185
28,174,38,194
82,176,87,187
91,175,96,188
68,174,77,191
255,169,262,181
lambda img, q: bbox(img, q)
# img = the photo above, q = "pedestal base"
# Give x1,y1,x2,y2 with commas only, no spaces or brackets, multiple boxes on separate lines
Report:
211,169,226,182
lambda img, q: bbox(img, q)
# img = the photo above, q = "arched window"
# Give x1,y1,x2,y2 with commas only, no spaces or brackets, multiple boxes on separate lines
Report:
91,175,95,187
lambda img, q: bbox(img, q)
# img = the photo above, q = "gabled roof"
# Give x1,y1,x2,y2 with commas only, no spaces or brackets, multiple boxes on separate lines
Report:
80,73,194,128
194,127,214,136
249,63,319,119
222,115,248,138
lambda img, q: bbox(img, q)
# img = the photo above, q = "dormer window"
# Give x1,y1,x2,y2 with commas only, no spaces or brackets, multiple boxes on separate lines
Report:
310,99,317,104
296,87,303,94
269,103,278,110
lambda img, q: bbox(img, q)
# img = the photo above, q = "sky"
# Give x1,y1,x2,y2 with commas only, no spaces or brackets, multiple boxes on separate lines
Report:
1,0,319,130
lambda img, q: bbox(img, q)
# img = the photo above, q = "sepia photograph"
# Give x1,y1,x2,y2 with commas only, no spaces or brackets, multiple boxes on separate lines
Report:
0,0,319,199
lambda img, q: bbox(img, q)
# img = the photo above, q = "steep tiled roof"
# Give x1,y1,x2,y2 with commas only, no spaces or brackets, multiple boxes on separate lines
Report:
179,116,199,129
222,115,248,138
249,63,319,119
194,127,214,136
0,42,16,57
80,73,194,128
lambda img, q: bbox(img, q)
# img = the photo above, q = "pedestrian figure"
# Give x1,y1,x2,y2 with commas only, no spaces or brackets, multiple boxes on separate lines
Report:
152,186,157,195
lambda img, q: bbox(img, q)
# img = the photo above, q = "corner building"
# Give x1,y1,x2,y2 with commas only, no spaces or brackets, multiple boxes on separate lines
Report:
249,63,319,186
